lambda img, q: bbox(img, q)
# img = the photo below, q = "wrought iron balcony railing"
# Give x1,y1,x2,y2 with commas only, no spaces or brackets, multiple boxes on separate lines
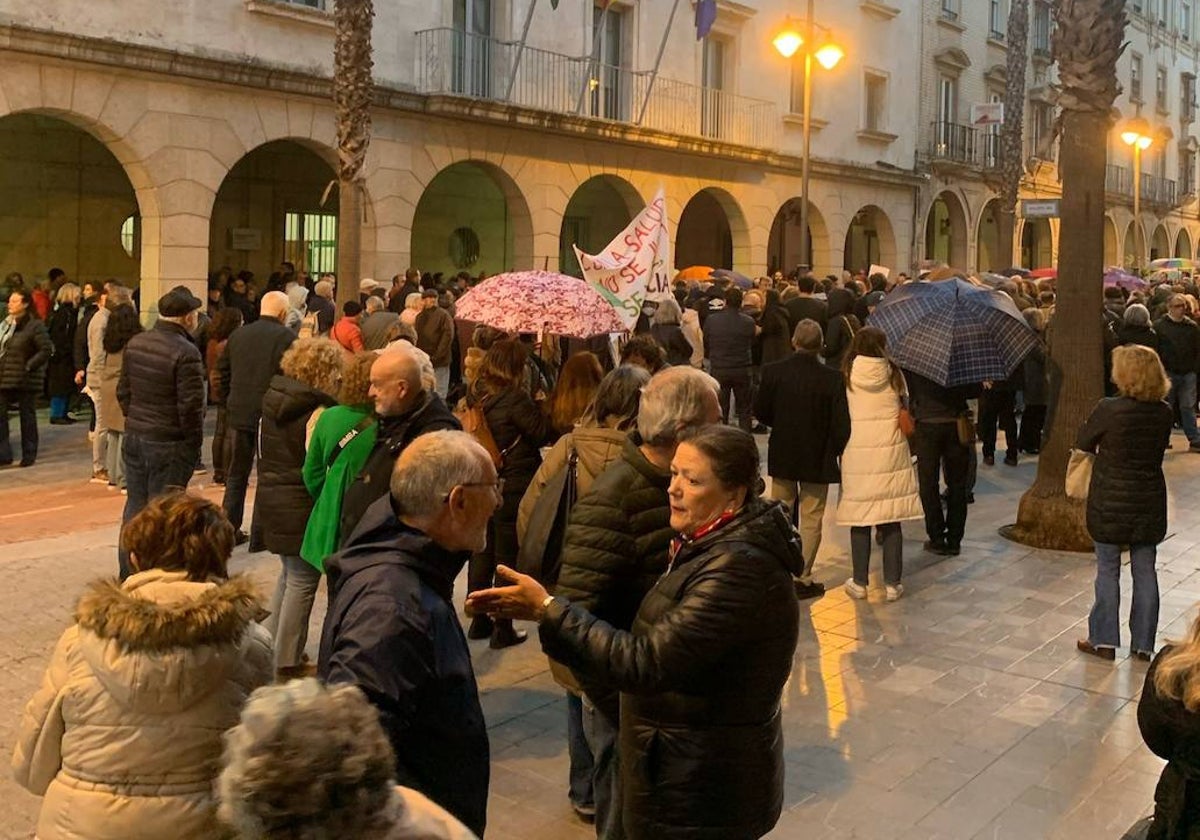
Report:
1106,164,1132,196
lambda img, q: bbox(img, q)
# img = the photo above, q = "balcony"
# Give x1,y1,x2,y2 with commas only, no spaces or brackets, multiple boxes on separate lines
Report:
1141,173,1178,206
926,121,1000,169
1106,164,1132,196
414,28,779,150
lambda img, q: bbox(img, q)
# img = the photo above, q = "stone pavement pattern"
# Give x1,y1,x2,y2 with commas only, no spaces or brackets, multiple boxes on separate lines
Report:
3,419,1200,839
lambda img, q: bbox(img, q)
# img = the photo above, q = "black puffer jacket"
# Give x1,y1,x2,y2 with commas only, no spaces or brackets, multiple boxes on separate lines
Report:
476,386,547,484
116,321,205,447
255,375,337,556
46,303,78,397
1155,316,1200,375
541,498,801,840
1077,396,1173,546
1119,323,1160,352
1138,648,1200,840
702,308,755,370
650,323,694,367
0,314,52,391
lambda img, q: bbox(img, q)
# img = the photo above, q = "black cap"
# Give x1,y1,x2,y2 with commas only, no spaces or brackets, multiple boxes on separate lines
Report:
158,287,203,317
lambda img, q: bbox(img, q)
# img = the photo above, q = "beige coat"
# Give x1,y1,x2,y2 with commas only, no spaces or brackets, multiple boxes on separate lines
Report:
12,570,273,840
836,356,923,527
383,787,479,840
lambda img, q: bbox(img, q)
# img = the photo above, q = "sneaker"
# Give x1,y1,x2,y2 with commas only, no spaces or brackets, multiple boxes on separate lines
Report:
885,584,904,602
794,580,825,600
90,469,110,484
844,578,867,599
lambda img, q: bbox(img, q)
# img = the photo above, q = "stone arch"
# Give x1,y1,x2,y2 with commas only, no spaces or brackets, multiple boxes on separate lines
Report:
558,174,644,278
976,199,1005,273
767,198,831,276
1176,227,1193,260
924,190,969,269
676,186,751,271
410,159,535,276
1124,218,1146,269
842,205,897,274
1151,223,1171,262
1104,215,1119,267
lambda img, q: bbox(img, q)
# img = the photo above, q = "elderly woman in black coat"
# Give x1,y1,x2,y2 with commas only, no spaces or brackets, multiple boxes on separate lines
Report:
468,425,801,840
1077,345,1174,663
0,289,53,466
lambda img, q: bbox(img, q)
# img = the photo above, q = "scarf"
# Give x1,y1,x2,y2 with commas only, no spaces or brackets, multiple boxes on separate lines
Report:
667,506,743,572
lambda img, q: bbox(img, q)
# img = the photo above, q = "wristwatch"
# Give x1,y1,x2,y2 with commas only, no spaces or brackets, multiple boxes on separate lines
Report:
538,594,555,621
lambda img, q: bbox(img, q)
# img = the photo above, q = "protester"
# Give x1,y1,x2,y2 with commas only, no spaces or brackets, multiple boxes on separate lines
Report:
619,333,667,375
307,279,336,334
0,288,52,467
320,431,497,837
1154,294,1200,451
226,272,258,324
389,268,421,314
704,287,756,430
330,300,366,353
46,283,80,424
283,283,309,333
1077,345,1174,662
1119,303,1160,351
416,288,454,396
12,492,272,840
206,307,243,485
400,292,423,327
758,288,793,366
837,328,923,601
217,679,477,840
649,297,695,367
784,274,828,333
823,287,858,369
544,351,605,441
754,319,850,599
72,281,102,430
1018,308,1049,455
360,294,400,351
98,303,142,493
468,425,800,840
85,284,123,482
255,339,343,678
978,371,1021,467
218,290,297,541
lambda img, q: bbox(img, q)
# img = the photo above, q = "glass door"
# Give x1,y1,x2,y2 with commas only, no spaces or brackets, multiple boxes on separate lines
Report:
452,0,493,97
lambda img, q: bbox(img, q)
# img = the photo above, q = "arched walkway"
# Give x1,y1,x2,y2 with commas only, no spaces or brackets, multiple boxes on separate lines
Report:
1020,218,1054,269
1124,220,1145,269
924,191,968,268
976,199,1003,273
0,112,141,286
210,139,340,281
1151,224,1171,262
767,198,830,276
1177,228,1194,260
558,175,642,278
843,205,897,273
411,160,534,276
1103,216,1119,267
675,187,749,271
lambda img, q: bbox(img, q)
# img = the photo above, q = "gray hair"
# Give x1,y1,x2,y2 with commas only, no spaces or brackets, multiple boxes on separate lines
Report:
792,319,823,353
1125,302,1151,327
637,366,719,447
107,284,132,307
390,430,489,518
405,292,423,311
651,297,682,326
216,679,397,840
314,280,333,299
363,295,384,314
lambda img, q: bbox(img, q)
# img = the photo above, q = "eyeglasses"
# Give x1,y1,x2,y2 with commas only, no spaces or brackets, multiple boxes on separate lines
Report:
443,478,505,503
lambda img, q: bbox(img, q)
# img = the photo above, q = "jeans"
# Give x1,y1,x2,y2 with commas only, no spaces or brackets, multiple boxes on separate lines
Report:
106,430,125,488
0,388,37,464
712,367,752,431
211,406,232,481
222,426,258,530
914,421,970,548
850,523,903,586
263,554,322,670
582,695,623,840
49,395,70,420
769,478,828,583
566,692,595,811
978,389,1018,459
1088,542,1160,654
120,432,199,578
1167,372,1199,443
434,366,450,398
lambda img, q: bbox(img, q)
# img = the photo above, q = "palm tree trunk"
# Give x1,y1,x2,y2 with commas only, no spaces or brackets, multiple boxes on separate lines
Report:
334,0,374,308
995,0,1030,270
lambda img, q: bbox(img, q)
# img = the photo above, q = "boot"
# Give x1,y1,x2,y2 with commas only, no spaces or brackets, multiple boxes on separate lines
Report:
467,614,494,640
489,619,528,650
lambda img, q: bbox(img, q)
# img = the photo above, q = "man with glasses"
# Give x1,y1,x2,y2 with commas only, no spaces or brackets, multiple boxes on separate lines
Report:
319,430,500,837
1154,294,1200,451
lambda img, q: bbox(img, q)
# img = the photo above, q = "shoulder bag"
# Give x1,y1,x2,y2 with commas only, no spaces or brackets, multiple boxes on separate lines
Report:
454,398,520,469
516,446,578,586
1065,448,1095,501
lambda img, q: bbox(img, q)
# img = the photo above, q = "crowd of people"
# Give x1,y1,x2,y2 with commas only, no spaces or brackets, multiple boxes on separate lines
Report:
6,257,1200,839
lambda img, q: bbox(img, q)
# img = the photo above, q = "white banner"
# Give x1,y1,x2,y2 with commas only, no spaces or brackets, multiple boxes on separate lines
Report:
574,188,672,331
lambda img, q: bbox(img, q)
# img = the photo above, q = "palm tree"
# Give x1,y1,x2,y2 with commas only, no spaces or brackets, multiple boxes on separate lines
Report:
334,0,374,307
1008,0,1126,550
990,0,1030,268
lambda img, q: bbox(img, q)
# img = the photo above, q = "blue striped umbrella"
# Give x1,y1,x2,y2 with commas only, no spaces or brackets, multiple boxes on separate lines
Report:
867,279,1038,387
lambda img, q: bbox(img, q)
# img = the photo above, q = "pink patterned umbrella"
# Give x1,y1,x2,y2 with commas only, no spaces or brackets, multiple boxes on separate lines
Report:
454,270,626,338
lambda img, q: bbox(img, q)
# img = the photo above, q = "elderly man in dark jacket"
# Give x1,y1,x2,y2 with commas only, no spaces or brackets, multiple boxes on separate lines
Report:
415,288,454,396
319,430,498,837
554,365,720,840
703,287,756,430
1154,294,1200,450
218,290,296,538
754,319,850,598
116,287,206,578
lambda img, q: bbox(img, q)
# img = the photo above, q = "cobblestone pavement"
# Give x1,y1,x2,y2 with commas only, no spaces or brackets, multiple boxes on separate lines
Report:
3,415,1200,839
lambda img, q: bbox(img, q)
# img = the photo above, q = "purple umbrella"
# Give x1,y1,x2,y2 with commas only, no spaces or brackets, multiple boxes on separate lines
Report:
1103,268,1147,291
710,268,754,289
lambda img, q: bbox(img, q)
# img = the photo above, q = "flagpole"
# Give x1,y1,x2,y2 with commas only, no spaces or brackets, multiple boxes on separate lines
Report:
504,0,539,102
575,1,612,114
636,0,682,126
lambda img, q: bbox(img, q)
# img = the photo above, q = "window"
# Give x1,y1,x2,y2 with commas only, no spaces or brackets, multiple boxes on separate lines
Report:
452,0,493,97
934,75,959,156
1032,1,1052,54
284,212,337,274
1131,54,1143,102
984,92,1002,167
1182,147,1197,195
940,0,959,21
1183,73,1196,122
1157,65,1169,112
1154,142,1168,181
1183,0,1193,40
120,214,139,258
589,3,627,120
1030,100,1055,159
1160,0,1170,25
701,37,730,139
989,0,1006,38
864,72,888,132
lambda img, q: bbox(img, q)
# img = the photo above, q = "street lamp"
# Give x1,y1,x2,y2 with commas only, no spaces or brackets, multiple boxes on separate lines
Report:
1121,115,1153,269
774,3,843,276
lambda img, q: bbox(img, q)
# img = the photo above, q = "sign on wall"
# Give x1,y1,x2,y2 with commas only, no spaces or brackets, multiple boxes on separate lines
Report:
229,228,263,250
971,103,1005,126
1021,199,1060,218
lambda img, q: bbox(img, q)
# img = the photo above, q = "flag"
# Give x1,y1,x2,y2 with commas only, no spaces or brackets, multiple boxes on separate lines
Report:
695,0,717,39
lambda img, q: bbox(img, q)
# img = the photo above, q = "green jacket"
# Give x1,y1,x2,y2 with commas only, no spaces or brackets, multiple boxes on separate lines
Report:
300,405,377,570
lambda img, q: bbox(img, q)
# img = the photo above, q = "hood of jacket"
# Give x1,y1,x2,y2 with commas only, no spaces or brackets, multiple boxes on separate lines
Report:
262,374,337,426
330,494,468,603
73,569,263,714
848,355,894,393
676,496,803,577
570,425,628,479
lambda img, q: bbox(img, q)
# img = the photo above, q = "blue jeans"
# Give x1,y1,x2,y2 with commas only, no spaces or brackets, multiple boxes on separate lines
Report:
566,692,594,811
1088,542,1159,654
120,432,198,579
49,395,70,420
582,695,623,840
1168,371,1199,443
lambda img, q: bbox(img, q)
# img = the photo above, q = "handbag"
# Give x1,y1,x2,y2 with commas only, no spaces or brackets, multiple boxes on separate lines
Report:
454,398,519,469
1065,448,1095,501
898,393,916,438
516,446,578,586
956,410,976,446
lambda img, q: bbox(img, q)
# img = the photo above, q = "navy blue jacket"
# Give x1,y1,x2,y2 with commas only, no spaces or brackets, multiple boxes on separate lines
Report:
318,496,489,836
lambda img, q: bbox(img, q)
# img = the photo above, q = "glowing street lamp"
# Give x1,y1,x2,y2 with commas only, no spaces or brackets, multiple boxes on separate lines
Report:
1121,116,1153,268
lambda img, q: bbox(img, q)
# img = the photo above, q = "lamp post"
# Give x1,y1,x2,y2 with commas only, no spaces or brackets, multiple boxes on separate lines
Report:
773,1,843,276
1120,116,1153,269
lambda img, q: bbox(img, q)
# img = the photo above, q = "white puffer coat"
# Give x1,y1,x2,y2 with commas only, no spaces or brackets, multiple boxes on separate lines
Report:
836,356,923,527
12,569,273,840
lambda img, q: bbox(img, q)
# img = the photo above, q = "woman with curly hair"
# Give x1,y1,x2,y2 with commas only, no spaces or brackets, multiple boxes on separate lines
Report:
13,492,272,839
206,307,244,484
217,678,475,839
255,338,343,678
98,302,143,491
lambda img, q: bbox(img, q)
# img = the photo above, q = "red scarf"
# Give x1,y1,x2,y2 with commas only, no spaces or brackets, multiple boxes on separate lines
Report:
668,507,742,569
